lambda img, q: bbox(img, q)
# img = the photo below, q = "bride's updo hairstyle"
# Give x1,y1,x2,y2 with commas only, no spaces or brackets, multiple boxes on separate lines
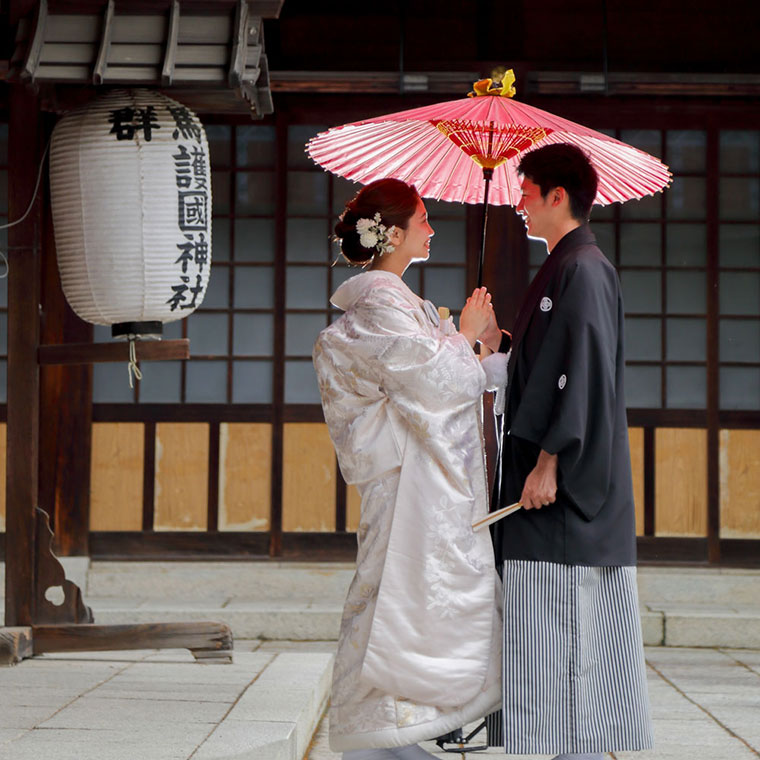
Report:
334,178,420,265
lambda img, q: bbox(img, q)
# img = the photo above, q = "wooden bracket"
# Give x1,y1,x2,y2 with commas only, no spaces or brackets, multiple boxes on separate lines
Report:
33,507,93,625
20,0,47,82
162,0,181,86
92,0,115,85
228,0,249,89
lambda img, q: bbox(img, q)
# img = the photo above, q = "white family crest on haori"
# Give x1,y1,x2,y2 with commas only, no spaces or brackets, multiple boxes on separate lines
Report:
49,89,212,337
540,296,553,312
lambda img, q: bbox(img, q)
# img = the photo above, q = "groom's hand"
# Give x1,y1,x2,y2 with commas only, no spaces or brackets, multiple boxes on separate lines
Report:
521,449,558,510
480,310,508,353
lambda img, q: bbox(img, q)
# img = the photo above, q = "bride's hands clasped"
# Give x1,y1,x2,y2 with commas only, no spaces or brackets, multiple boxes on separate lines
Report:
459,287,494,348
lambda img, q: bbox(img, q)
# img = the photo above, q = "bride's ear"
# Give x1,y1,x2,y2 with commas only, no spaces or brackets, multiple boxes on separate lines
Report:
389,226,404,246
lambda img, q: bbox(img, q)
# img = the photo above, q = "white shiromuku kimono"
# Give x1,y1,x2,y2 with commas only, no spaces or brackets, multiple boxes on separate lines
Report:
312,270,502,752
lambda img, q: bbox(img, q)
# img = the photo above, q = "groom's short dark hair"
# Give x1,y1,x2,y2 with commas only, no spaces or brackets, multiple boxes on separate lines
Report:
518,143,598,222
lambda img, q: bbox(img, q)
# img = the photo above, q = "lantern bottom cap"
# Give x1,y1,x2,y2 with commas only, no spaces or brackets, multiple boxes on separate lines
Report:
111,321,164,339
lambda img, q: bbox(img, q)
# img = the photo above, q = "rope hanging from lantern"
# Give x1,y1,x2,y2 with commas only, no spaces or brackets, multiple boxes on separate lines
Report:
127,338,143,388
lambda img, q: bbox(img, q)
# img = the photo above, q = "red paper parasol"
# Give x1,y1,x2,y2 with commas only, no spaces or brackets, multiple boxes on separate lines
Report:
307,72,671,283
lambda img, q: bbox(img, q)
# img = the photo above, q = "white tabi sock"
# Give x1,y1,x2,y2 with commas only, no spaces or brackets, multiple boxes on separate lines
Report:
341,746,437,760
342,749,397,760
389,745,438,759
552,754,605,760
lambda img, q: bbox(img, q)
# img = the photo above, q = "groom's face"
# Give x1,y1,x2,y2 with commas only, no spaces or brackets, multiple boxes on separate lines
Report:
516,177,553,243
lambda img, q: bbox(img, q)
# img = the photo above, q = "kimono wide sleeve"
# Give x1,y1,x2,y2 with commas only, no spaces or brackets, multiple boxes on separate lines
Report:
354,290,488,415
509,254,620,521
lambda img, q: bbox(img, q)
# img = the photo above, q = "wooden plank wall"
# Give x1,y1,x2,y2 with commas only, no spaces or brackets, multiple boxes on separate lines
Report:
281,423,336,532
154,423,209,531
90,423,143,531
720,429,760,539
628,427,645,536
78,422,760,543
655,427,708,537
218,422,271,531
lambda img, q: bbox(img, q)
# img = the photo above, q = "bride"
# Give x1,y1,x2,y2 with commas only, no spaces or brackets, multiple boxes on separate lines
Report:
313,178,507,759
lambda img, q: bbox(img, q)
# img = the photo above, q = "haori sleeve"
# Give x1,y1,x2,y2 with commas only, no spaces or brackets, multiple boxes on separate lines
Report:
509,256,620,520
351,288,487,414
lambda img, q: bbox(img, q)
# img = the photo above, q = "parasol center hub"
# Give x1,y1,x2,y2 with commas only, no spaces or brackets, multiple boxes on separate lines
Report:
433,120,552,170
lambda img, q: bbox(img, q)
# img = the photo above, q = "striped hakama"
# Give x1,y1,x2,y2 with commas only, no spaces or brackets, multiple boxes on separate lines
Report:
502,560,654,755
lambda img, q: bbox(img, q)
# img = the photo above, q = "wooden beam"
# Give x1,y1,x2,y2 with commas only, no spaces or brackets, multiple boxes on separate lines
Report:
89,530,269,559
32,622,233,663
706,128,721,564
4,84,43,628
39,148,93,557
38,338,190,365
636,536,708,564
268,70,477,94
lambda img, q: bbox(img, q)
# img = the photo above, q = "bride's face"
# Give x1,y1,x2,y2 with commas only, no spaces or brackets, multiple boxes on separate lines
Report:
397,198,435,262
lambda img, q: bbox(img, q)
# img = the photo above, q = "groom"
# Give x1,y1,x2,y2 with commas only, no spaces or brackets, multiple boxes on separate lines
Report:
480,143,654,760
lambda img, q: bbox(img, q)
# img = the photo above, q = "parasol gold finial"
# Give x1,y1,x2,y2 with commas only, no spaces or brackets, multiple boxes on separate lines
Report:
468,69,516,98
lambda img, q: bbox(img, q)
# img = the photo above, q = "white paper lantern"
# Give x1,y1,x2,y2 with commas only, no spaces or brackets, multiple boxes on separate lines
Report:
49,89,212,338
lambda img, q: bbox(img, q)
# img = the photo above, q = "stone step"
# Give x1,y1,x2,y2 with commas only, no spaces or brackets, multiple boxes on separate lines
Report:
88,601,760,649
194,651,333,760
82,562,760,605
84,560,356,600
637,565,760,606
88,599,343,641
4,597,758,648
3,559,759,604
4,561,760,648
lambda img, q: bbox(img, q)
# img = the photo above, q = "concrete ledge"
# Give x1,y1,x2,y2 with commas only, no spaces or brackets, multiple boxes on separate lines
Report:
5,562,760,649
662,609,760,648
638,566,760,606
90,605,343,641
84,562,355,600
194,652,333,760
641,609,664,646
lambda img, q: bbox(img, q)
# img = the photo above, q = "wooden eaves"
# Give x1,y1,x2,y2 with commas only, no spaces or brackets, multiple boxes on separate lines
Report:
8,0,282,117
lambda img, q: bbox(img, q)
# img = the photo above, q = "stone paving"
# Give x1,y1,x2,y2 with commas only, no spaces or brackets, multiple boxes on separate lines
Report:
1,643,759,759
306,647,760,760
0,640,335,760
2,563,760,758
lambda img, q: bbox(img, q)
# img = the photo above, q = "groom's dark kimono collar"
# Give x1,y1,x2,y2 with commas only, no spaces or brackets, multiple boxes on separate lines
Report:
509,224,596,357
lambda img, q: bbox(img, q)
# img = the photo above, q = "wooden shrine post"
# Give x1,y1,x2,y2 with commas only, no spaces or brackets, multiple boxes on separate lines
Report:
0,1,232,665
2,67,41,657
